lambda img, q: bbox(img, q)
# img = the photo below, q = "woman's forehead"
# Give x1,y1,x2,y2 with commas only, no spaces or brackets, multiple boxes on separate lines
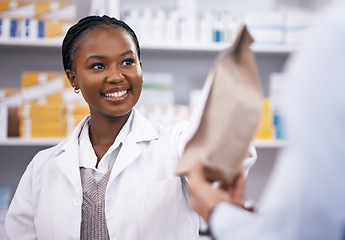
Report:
83,27,132,44
76,27,137,55
73,27,138,61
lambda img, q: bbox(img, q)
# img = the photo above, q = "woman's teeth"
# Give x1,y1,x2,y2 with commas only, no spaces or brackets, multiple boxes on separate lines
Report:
103,90,127,98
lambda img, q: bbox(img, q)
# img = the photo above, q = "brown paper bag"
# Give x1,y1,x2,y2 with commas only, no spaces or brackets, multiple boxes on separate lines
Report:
175,25,263,185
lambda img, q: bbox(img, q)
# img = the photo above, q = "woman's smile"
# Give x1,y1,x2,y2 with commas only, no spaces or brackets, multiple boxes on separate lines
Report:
101,89,130,103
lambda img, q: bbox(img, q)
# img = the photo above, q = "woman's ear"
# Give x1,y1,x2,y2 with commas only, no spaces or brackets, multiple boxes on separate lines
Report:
66,69,78,89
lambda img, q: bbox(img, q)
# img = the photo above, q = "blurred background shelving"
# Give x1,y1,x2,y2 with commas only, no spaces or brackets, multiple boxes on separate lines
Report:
0,0,333,206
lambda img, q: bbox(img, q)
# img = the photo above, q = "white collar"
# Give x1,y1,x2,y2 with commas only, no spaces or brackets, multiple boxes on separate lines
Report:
78,111,134,170
54,108,159,157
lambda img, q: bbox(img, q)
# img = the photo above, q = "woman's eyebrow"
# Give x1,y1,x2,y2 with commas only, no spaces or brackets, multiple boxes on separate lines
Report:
121,50,134,57
85,55,106,63
85,50,134,63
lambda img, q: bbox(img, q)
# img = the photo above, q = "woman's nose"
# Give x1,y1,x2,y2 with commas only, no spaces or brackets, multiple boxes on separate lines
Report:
106,67,124,83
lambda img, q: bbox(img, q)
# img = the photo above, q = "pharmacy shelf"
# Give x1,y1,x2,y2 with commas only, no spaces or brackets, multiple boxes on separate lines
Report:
0,137,287,148
0,137,64,146
142,43,298,54
0,39,63,48
0,39,298,53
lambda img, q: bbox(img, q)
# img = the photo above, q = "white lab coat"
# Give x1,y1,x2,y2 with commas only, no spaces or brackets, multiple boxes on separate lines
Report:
5,108,256,240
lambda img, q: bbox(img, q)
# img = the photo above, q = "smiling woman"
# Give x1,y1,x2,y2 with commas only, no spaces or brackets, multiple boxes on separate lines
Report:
66,27,143,124
4,15,257,240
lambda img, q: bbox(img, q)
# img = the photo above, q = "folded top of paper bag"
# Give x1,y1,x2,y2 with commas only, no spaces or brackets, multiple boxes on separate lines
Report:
175,25,263,185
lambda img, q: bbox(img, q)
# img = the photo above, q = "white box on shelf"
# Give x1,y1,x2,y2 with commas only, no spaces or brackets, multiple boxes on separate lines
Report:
244,12,284,46
176,0,197,21
163,9,178,45
285,11,319,45
249,29,284,45
0,103,8,140
121,8,140,38
137,8,151,45
244,12,284,27
0,18,10,40
20,18,38,40
212,12,226,43
223,11,242,44
139,72,174,107
150,8,164,44
179,17,197,44
197,11,213,45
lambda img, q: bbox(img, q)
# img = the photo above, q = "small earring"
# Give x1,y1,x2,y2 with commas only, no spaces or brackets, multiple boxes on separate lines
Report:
74,87,80,94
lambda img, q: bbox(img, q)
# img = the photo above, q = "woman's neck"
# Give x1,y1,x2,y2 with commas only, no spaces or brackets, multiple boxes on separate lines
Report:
88,111,131,164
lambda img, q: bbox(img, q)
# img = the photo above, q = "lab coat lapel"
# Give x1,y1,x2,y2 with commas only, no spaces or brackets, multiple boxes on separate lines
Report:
54,140,82,196
109,108,159,180
109,133,142,178
53,117,88,196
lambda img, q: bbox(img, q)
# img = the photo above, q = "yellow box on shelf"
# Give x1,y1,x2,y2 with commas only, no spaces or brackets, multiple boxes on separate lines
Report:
65,103,89,134
255,98,274,139
20,127,66,138
20,119,65,129
34,1,50,17
0,1,76,20
0,1,9,12
0,1,27,13
45,19,75,38
19,104,67,138
19,102,65,118
22,71,66,88
68,103,89,116
38,1,76,21
45,92,63,103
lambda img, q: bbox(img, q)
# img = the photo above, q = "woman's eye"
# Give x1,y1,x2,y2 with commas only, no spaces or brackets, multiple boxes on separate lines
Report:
122,59,135,66
91,63,105,70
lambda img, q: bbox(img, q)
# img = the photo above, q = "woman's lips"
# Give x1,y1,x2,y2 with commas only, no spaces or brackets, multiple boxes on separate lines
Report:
102,90,128,98
101,89,129,102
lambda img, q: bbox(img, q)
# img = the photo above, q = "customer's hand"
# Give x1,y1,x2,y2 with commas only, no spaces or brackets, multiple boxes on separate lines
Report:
187,161,246,222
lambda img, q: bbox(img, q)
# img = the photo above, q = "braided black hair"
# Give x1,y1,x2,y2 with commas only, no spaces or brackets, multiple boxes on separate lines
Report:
62,15,141,71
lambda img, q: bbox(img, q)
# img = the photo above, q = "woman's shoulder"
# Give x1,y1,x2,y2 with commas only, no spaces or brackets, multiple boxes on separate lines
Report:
29,136,70,169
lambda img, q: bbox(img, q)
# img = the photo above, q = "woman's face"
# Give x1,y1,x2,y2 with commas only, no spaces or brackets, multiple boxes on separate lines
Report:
68,27,143,119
